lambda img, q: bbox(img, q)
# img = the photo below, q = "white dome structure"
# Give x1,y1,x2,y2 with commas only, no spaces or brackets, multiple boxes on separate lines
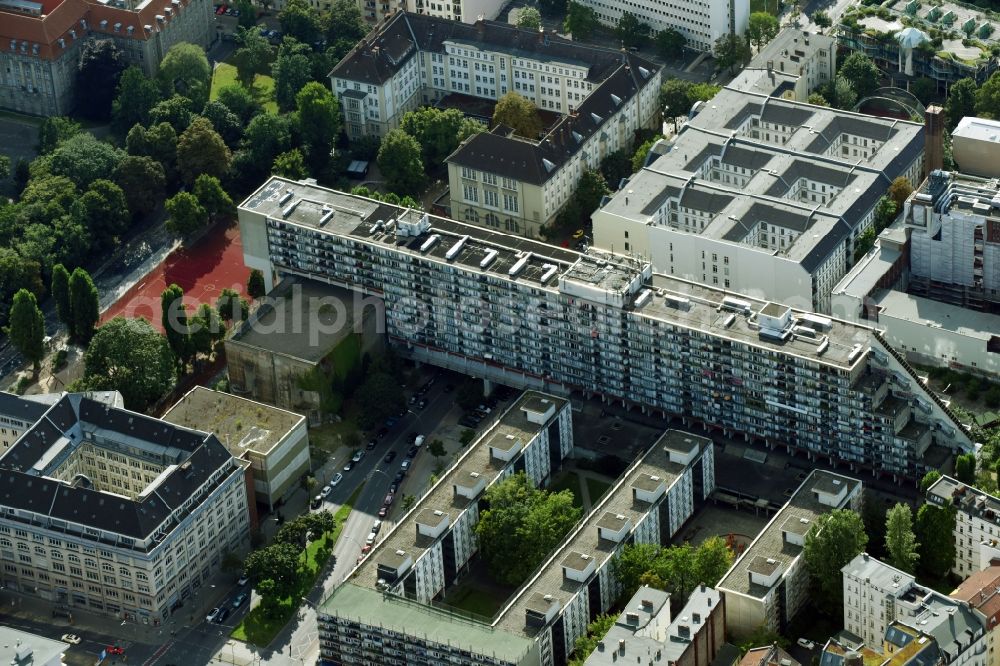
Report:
895,26,930,75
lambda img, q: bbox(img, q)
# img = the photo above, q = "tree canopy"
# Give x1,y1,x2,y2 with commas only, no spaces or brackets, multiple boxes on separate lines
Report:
475,472,582,586
885,503,919,573
279,0,320,45
47,134,125,189
803,509,867,617
747,12,780,51
37,117,82,155
493,92,543,139
158,42,212,109
272,38,314,112
77,39,126,120
272,149,309,179
915,502,955,578
400,107,485,166
113,156,166,217
839,52,881,100
295,82,341,169
356,371,405,430
81,317,175,411
888,176,913,210
946,78,977,130
165,192,209,235
614,538,734,604
713,34,751,73
233,27,275,87
517,7,541,29
68,267,99,342
111,66,162,136
564,2,599,39
615,12,651,48
655,27,686,59
7,289,45,372
376,130,426,196
177,116,231,185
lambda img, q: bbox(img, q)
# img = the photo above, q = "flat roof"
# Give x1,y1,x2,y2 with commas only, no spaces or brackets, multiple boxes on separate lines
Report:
832,237,902,301
954,116,1000,143
494,430,711,638
875,289,1000,343
341,391,567,590
227,278,361,363
241,177,886,371
0,626,67,666
161,386,304,458
842,553,915,592
718,470,860,598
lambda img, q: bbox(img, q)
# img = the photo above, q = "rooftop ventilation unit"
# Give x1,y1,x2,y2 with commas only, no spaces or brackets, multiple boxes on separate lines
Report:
634,289,652,308
420,234,440,253
721,296,751,312
816,338,829,355
847,344,864,363
281,200,299,217
480,249,498,269
665,294,690,309
445,235,468,260
278,189,294,205
319,207,334,226
509,252,531,277
540,264,558,283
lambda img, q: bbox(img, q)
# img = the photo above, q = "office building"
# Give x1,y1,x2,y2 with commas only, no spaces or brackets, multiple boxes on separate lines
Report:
718,470,862,637
162,386,311,511
953,117,1000,179
927,475,1000,578
239,176,974,480
583,585,725,666
0,0,214,116
591,86,925,314
842,554,989,666
728,30,836,102
0,393,251,624
318,428,714,666
576,0,747,52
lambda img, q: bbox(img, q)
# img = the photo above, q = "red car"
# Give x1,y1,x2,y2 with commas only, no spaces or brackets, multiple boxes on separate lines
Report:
215,4,226,14
378,506,388,517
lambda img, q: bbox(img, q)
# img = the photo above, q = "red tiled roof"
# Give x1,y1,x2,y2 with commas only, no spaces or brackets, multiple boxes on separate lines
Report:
952,565,1000,627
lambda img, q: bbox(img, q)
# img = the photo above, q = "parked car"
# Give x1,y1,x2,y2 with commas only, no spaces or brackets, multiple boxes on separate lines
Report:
372,519,382,534
413,435,425,447
400,460,411,473
310,495,322,509
366,439,377,450
406,445,418,459
389,482,398,494
394,471,405,483
385,417,398,428
378,506,388,517
361,544,372,555
343,460,354,472
408,395,418,405
443,383,455,393
61,634,82,645
376,427,389,439
366,531,377,545
320,484,332,498
572,229,585,239
206,607,222,623
797,639,816,651
238,573,249,586
232,592,248,608
330,472,343,487
351,450,365,463
384,492,394,506
417,398,428,410
383,450,397,464
231,8,239,15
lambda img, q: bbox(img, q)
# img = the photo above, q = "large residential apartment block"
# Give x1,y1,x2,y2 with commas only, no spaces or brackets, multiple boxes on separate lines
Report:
577,0,748,52
952,565,1000,666
0,0,214,116
718,470,862,637
592,86,925,315
728,30,836,103
330,12,661,237
0,393,251,624
842,554,989,666
927,475,1000,578
318,427,714,666
239,176,974,480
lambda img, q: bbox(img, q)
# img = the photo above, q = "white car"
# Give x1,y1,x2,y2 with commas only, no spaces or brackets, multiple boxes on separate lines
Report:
352,450,365,463
330,472,343,487
366,531,377,545
371,519,382,534
237,573,249,586
61,634,82,645
797,639,816,651
206,607,222,623
320,484,332,498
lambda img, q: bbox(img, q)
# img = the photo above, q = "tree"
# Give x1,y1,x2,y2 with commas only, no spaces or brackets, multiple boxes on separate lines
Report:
355,372,405,429
632,137,659,171
802,509,867,617
428,439,446,457
295,82,341,168
947,78,978,130
747,12,780,51
126,122,178,179
915,502,956,577
7,289,45,372
200,100,243,147
956,453,977,484
377,130,426,196
577,170,611,221
910,77,937,106
248,269,266,300
77,39,126,120
874,196,897,233
280,0,320,45
460,429,476,446
242,113,293,167
217,83,262,124
236,0,256,29
165,192,209,235
493,92,543,138
614,543,662,601
36,117,82,155
233,27,275,87
517,7,541,29
613,538,733,604
177,117,231,185
51,264,71,327
569,614,617,664
839,52,881,100
833,76,858,110
216,288,250,322
244,541,301,600
888,177,913,211
79,179,130,251
323,0,367,44
68,267,99,342
161,283,190,361
600,150,631,187
111,66,162,136
655,27,686,59
189,303,225,356
714,34,751,73
193,174,234,223
158,42,212,109
81,317,175,411
615,12,651,48
272,38,314,112
272,149,308,179
475,472,581,586
853,227,876,262
113,156,166,217
400,107,486,166
812,10,832,28
977,71,1000,120
564,2,599,39
659,78,694,118
808,92,830,107
48,134,124,189
885,503,919,573
149,94,194,133
920,470,941,494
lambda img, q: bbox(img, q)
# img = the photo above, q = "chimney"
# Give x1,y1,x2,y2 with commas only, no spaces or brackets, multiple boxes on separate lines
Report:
476,15,485,38
537,26,544,44
924,104,944,176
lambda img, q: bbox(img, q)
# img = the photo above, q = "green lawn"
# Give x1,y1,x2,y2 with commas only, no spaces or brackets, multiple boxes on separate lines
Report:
440,569,513,619
547,471,583,508
750,0,781,15
585,477,612,503
231,485,363,645
210,62,278,114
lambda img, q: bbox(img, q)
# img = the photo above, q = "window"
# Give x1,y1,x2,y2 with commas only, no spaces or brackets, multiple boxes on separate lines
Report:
484,190,498,207
461,167,477,180
463,185,478,202
503,194,518,212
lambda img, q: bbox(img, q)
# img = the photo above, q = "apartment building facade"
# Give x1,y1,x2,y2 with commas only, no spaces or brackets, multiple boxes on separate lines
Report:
592,86,925,315
728,30,836,102
843,553,918,651
718,470,862,637
952,566,1000,666
239,177,974,481
0,394,251,624
576,0,748,52
319,428,714,666
927,475,1000,578
0,0,214,116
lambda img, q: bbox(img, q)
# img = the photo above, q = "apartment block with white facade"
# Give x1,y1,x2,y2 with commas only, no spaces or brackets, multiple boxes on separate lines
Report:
842,553,989,666
927,475,1000,579
318,429,714,666
577,0,748,52
718,470,862,638
728,30,836,102
239,177,974,481
0,394,251,624
0,392,49,452
592,87,925,314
